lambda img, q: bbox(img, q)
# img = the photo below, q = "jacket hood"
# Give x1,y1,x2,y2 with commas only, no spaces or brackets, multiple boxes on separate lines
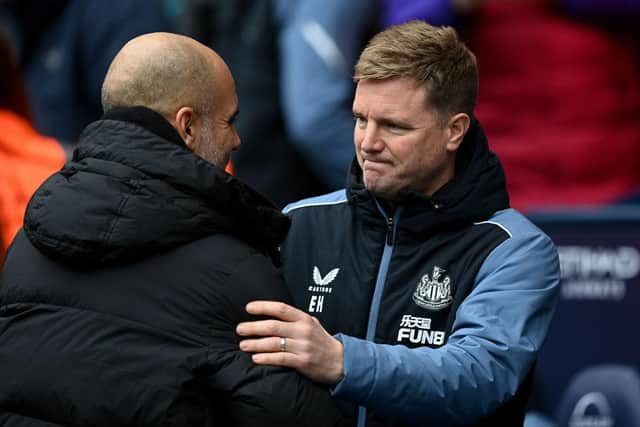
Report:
24,107,289,267
347,119,510,236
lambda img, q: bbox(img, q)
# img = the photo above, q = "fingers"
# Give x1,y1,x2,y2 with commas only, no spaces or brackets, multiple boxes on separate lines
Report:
239,336,292,353
236,301,308,338
244,335,345,385
235,304,345,384
236,318,292,337
251,351,300,368
245,300,305,322
239,337,304,371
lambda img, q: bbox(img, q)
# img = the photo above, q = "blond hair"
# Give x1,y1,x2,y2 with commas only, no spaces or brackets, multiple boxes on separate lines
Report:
354,20,478,124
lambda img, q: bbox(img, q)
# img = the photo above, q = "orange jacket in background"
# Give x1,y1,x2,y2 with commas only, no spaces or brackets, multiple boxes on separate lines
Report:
0,110,66,262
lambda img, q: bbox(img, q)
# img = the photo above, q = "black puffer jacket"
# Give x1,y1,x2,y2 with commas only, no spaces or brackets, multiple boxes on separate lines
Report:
0,107,343,427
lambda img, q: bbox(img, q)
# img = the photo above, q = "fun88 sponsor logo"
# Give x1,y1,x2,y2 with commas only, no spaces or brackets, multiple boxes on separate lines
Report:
396,314,445,346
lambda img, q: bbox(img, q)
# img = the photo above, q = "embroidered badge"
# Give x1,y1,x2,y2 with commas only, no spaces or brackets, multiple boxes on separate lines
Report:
412,266,453,310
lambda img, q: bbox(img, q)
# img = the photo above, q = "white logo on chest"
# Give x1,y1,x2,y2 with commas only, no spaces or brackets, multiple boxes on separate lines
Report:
412,266,453,310
307,266,340,313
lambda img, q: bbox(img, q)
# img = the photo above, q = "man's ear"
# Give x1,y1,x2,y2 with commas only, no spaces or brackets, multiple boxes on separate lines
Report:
446,113,471,152
173,106,196,149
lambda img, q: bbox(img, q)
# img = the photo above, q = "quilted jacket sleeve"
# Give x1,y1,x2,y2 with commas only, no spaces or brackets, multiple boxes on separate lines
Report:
204,252,344,427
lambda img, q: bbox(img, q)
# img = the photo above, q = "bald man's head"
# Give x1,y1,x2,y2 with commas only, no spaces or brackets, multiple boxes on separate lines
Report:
102,33,218,119
101,33,240,168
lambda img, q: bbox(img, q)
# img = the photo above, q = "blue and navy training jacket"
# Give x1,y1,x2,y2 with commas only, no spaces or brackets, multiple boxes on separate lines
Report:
281,121,560,427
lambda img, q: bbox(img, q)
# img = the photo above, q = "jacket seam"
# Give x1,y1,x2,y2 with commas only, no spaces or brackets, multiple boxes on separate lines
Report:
104,193,131,243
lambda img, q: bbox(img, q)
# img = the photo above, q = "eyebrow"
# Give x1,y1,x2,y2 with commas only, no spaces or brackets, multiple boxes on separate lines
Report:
378,117,414,129
353,109,415,129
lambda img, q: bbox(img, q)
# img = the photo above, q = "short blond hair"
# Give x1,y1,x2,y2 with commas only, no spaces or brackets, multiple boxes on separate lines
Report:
354,20,478,124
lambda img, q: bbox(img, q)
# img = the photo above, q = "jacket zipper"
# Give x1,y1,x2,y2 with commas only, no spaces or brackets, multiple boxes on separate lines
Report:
358,203,402,427
386,216,394,246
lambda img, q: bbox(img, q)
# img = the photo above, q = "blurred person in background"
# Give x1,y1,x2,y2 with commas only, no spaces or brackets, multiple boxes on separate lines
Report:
0,32,342,427
0,0,173,146
0,30,65,266
178,0,378,207
384,0,640,212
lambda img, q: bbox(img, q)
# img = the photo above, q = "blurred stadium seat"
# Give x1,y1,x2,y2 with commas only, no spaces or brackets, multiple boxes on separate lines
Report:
554,364,640,427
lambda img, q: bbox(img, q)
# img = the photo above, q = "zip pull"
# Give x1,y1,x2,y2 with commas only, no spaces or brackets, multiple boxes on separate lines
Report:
386,216,394,246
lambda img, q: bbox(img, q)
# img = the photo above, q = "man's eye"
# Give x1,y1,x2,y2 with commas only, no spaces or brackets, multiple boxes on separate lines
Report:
354,116,367,128
387,123,407,132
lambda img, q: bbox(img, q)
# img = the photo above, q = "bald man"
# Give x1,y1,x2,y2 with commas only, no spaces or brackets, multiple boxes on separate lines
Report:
0,33,342,427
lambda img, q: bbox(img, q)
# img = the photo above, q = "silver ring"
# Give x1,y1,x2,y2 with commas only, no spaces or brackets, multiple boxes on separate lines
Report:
279,337,287,352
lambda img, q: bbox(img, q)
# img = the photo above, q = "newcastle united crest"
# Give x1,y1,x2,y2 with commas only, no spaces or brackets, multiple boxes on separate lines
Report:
412,266,453,310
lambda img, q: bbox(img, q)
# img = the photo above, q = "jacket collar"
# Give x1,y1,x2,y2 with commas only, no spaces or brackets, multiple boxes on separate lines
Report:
25,107,289,267
99,106,185,147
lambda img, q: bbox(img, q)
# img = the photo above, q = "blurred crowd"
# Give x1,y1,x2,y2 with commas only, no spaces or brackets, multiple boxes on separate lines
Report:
1,0,639,251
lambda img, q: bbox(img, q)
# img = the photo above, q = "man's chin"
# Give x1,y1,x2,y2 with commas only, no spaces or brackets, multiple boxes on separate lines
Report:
364,181,397,201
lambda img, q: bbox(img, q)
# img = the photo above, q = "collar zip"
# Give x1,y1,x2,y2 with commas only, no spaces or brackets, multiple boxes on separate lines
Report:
386,215,394,246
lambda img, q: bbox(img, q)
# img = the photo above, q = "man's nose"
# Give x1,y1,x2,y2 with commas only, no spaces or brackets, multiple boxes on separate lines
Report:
359,122,382,152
